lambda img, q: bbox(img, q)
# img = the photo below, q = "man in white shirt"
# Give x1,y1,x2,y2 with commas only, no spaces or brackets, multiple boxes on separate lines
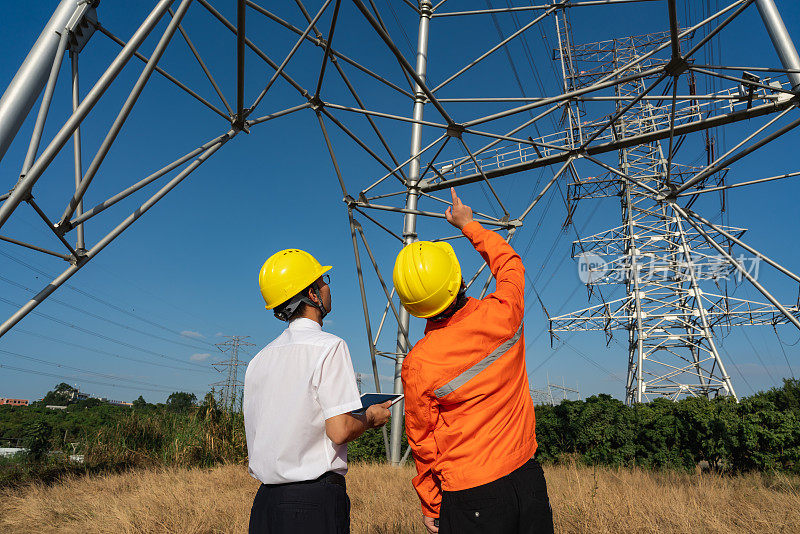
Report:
246,248,391,533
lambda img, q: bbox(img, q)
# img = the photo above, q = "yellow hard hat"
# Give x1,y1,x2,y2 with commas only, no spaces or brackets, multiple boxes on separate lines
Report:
393,241,462,319
258,249,331,309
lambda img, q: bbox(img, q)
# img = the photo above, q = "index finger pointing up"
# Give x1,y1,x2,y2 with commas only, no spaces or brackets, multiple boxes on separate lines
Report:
450,187,460,206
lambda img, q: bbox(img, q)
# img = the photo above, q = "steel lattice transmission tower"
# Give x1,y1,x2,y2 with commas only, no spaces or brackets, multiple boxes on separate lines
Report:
549,8,800,404
211,335,253,412
530,377,580,406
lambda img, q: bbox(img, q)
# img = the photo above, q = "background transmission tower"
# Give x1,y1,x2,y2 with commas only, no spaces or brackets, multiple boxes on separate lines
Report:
211,335,253,412
548,378,580,405
549,12,799,404
529,387,552,406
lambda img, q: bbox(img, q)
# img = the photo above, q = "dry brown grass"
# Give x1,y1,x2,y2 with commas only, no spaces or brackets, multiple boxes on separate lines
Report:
0,464,257,534
1,462,799,533
548,462,800,533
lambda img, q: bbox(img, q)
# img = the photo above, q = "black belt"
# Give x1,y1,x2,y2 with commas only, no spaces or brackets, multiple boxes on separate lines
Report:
263,471,346,490
317,470,346,489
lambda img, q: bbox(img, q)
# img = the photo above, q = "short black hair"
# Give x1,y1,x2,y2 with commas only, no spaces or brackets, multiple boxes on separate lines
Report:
274,283,316,321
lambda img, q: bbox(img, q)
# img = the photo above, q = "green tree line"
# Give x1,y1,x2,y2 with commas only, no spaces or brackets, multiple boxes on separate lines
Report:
533,378,800,472
2,379,798,487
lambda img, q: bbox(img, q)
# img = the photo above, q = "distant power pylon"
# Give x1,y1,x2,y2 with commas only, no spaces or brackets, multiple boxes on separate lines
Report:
211,335,254,412
547,380,581,406
529,388,551,406
531,377,581,406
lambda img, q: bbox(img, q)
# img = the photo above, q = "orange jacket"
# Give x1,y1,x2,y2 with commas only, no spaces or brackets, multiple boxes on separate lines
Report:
401,221,537,518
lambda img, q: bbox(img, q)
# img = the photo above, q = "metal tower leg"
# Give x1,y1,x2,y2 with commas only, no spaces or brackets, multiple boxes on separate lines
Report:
0,0,174,231
755,0,800,90
0,0,91,162
389,0,432,465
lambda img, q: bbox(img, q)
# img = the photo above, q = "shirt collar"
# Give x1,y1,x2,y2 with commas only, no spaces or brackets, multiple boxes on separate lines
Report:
288,317,323,332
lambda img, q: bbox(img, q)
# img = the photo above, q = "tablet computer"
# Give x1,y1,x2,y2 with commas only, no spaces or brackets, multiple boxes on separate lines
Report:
352,393,404,415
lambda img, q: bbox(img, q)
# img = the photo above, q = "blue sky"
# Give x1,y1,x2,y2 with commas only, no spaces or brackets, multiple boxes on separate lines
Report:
1,0,799,403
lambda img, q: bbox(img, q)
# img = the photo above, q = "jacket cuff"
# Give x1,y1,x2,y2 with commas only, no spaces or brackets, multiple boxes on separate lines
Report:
421,504,440,519
461,221,483,240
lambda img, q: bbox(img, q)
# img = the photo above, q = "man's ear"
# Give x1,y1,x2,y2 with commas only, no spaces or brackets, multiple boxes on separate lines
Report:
307,286,321,305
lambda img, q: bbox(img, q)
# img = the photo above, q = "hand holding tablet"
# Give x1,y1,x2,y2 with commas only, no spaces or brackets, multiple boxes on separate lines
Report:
352,393,404,415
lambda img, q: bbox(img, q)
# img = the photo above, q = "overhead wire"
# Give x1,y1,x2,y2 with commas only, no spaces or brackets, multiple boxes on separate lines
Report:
13,327,210,374
1,245,227,345
478,1,775,397
508,3,604,305
741,327,777,384
0,347,187,391
0,297,211,370
715,335,757,395
772,324,796,379
87,261,233,339
0,275,213,352
0,363,193,395
520,4,663,391
480,0,553,213
695,26,798,388
381,0,415,57
521,194,618,382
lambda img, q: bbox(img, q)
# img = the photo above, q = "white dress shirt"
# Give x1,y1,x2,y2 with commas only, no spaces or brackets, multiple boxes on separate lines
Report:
244,317,362,484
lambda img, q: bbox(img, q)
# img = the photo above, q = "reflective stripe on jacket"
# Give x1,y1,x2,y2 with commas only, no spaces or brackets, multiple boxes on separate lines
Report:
401,221,537,518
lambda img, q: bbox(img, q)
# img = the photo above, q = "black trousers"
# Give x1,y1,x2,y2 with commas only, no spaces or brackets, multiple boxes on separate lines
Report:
248,472,350,534
438,458,554,534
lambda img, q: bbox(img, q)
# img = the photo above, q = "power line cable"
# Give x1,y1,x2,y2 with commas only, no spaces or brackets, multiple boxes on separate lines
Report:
502,0,560,134
741,327,777,384
0,249,224,346
523,194,605,344
716,336,757,395
0,363,190,395
0,275,213,352
0,297,210,370
557,337,625,383
484,0,548,133
381,0,414,56
772,324,796,379
519,181,559,259
9,208,233,337
13,327,210,374
0,347,185,391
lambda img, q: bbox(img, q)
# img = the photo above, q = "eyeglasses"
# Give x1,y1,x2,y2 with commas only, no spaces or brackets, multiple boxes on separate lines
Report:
321,274,330,285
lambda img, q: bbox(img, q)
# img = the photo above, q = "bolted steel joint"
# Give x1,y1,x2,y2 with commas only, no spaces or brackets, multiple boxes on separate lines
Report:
446,123,465,138
665,56,690,77
233,118,251,134
69,252,89,267
52,220,72,237
308,95,325,111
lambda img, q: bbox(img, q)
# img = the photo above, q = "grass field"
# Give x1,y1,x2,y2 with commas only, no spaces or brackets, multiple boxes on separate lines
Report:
1,462,799,533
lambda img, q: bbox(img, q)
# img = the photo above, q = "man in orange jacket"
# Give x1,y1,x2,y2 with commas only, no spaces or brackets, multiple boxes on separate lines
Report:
393,188,554,534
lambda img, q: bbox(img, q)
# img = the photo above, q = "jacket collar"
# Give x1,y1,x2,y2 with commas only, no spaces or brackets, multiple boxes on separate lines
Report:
424,297,479,334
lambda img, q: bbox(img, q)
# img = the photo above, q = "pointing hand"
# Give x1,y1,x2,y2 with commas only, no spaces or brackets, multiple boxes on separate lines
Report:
444,187,473,230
